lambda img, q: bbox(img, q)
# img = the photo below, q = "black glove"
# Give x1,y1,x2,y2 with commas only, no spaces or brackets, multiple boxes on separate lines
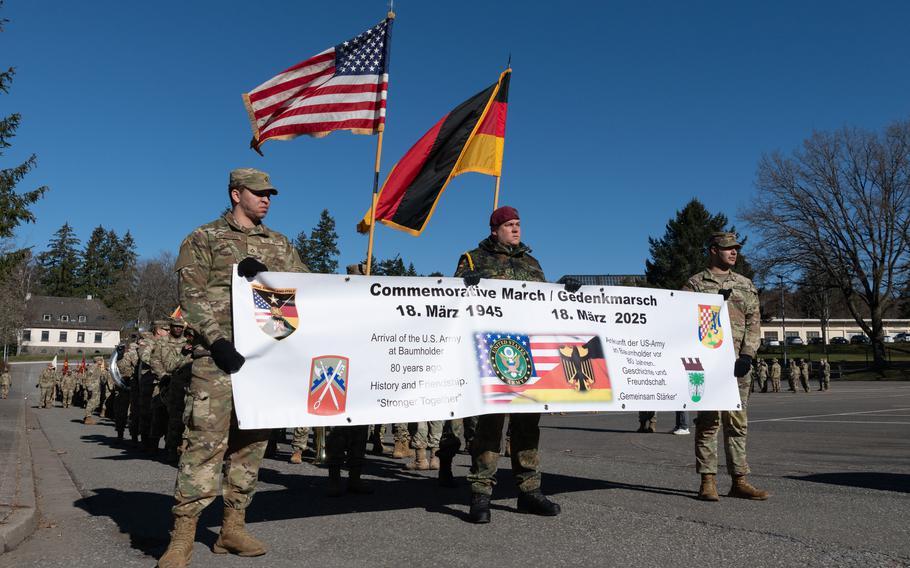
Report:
181,344,194,355
563,278,582,293
720,289,732,301
116,344,125,356
210,338,245,374
734,355,753,378
463,270,481,287
237,257,268,278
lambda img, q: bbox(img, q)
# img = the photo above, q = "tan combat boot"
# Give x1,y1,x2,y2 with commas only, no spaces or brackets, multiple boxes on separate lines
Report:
428,448,440,470
728,475,770,500
407,448,429,470
289,450,303,464
392,439,409,459
157,515,198,568
213,507,267,557
84,416,97,425
697,473,719,501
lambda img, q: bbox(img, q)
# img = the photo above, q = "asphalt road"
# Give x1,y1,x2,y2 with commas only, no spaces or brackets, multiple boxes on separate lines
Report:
2,361,908,567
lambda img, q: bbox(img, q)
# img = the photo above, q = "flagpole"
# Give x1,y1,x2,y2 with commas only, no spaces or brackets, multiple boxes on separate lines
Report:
365,126,385,276
493,176,501,211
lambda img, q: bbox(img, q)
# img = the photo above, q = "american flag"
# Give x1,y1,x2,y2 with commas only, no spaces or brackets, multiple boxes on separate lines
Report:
253,289,275,326
243,17,393,151
475,333,598,404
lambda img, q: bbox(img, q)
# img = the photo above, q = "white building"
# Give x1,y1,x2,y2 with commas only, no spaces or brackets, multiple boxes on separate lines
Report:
18,294,122,356
760,317,910,343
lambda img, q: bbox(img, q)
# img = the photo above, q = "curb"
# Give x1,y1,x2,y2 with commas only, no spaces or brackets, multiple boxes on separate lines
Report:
0,401,38,554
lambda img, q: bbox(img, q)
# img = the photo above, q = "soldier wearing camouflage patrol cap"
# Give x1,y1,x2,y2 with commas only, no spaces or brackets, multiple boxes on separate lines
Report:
441,205,562,523
157,168,308,568
683,231,769,502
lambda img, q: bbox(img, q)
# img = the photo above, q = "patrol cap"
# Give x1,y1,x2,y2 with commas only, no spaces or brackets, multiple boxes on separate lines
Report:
229,168,278,195
490,206,519,228
168,316,186,327
707,231,741,249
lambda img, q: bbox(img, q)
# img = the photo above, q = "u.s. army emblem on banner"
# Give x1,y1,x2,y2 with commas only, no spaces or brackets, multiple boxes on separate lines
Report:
697,304,723,349
308,356,349,416
251,284,298,340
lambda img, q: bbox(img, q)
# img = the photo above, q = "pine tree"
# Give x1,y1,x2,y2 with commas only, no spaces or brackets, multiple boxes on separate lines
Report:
307,209,339,274
36,223,81,296
644,199,753,290
106,230,138,319
293,230,312,268
77,226,110,298
0,3,48,275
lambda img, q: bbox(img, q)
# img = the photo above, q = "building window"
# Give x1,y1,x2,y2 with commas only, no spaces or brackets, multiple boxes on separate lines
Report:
61,315,69,322
78,315,86,322
806,331,820,339
764,331,779,340
94,332,102,343
23,330,31,341
785,331,800,338
43,314,51,321
59,331,67,342
77,332,85,343
41,331,49,342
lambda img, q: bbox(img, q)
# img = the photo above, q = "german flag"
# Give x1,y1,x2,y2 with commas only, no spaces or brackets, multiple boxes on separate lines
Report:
358,69,511,236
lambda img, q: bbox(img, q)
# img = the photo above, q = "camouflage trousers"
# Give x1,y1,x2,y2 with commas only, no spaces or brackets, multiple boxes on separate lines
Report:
173,356,270,518
40,386,55,408
84,388,100,419
799,374,810,393
694,376,751,476
409,421,443,449
290,427,310,452
820,376,830,391
392,422,409,442
788,375,798,391
437,416,478,460
0,384,8,399
771,378,781,392
469,413,540,496
150,381,169,447
166,374,189,453
62,388,74,408
326,425,369,468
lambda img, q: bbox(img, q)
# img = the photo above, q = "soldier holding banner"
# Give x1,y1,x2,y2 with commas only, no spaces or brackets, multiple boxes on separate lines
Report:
158,168,307,568
683,232,769,502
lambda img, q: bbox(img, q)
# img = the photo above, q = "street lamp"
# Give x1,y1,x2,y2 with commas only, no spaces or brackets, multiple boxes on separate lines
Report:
779,275,788,366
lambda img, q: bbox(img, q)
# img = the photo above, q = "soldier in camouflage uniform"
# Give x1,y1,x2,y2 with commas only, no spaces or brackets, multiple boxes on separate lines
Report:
683,232,769,501
84,357,110,425
113,341,139,441
288,427,310,463
38,363,57,408
0,364,10,399
787,359,799,392
161,323,194,463
139,322,170,451
407,420,443,470
818,359,831,391
158,168,307,568
770,358,781,392
440,206,561,523
60,369,76,408
757,359,769,393
150,318,189,454
799,359,811,393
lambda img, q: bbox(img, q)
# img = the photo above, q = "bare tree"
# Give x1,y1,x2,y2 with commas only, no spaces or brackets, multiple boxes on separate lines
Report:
135,251,178,323
742,119,910,371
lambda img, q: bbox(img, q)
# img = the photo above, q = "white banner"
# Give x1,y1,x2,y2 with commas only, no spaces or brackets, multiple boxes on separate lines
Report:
230,272,741,429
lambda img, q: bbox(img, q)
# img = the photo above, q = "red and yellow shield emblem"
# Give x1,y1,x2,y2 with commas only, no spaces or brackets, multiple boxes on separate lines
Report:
697,304,723,349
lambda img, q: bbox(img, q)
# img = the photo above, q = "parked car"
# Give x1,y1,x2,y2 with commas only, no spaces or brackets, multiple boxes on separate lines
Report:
894,332,910,343
883,335,895,343
766,339,780,347
808,337,825,345
785,336,804,346
850,334,870,345
830,336,849,345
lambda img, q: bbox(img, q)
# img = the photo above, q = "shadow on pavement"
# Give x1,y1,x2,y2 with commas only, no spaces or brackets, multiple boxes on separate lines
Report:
540,425,634,434
786,472,910,493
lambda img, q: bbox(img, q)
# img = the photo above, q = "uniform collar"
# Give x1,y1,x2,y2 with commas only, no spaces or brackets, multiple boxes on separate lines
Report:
479,235,532,257
223,211,268,236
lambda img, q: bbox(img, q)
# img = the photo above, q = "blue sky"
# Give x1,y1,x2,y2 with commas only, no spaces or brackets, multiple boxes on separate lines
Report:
4,1,910,278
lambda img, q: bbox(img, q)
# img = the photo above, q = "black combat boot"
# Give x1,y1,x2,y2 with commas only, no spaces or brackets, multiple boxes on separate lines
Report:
468,493,491,524
438,458,457,488
326,467,344,497
347,467,374,495
517,490,561,516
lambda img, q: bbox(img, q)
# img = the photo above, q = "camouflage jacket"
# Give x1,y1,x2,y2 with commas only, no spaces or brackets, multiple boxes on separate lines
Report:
86,364,109,391
161,338,193,376
789,362,799,378
770,362,781,379
61,373,76,390
175,212,307,347
757,362,768,379
38,368,57,387
151,335,186,378
0,372,10,386
683,269,761,358
454,236,546,282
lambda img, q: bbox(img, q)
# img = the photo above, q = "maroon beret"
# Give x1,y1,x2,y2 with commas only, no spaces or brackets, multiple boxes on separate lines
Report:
489,206,520,228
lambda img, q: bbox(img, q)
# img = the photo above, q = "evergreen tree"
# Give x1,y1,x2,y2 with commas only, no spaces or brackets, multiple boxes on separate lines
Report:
0,3,48,274
36,222,81,296
406,263,418,277
644,199,753,290
293,229,312,268
77,226,110,298
307,209,339,274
